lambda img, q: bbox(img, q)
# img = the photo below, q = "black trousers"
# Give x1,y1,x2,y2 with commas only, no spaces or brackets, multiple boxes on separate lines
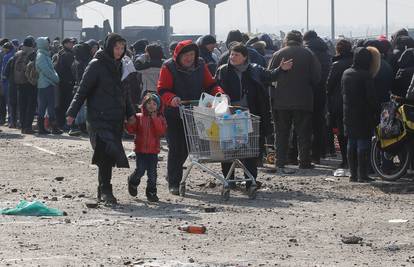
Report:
274,110,312,167
129,153,158,191
8,83,19,126
96,138,114,191
165,109,188,188
56,83,74,128
18,84,37,130
311,107,325,161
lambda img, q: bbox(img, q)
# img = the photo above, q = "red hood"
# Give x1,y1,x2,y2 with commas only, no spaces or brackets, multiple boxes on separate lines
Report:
173,40,199,64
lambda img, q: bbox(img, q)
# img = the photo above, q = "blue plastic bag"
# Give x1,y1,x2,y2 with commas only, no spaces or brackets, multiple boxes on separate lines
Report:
0,200,64,216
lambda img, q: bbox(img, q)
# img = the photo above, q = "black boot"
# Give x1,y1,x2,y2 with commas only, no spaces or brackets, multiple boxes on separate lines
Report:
101,184,117,205
347,148,358,182
358,150,375,183
146,187,159,202
51,121,63,135
127,171,141,197
37,118,50,135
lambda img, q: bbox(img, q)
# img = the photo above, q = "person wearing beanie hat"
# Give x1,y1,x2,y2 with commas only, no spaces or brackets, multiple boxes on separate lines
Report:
342,47,380,183
157,39,225,195
269,29,321,173
13,36,37,134
302,30,333,165
55,37,75,131
85,39,99,57
126,92,167,202
132,39,149,57
67,33,136,205
215,42,293,189
198,34,218,75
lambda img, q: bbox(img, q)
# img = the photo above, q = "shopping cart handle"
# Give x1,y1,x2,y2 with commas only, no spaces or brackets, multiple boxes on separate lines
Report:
180,100,199,106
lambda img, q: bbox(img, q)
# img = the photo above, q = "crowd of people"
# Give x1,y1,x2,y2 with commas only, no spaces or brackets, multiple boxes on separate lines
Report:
1,27,414,205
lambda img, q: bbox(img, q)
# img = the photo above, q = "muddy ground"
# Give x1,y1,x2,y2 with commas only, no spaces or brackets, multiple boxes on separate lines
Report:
0,125,414,267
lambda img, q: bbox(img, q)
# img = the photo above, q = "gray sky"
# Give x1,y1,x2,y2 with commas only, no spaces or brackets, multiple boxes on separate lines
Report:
77,0,414,40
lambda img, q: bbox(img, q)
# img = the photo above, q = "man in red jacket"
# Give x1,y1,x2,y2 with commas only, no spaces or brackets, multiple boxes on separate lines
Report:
157,40,223,195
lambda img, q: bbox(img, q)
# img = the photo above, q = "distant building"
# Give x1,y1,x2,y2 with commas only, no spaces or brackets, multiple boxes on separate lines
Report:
0,1,82,41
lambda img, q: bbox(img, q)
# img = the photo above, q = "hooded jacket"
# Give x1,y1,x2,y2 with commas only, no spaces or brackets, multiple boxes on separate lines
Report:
304,36,332,109
342,47,380,139
35,37,59,88
67,33,135,168
126,95,167,154
157,40,223,107
72,43,92,88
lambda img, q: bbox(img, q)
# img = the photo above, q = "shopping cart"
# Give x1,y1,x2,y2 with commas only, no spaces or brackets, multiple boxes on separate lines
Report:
179,101,261,200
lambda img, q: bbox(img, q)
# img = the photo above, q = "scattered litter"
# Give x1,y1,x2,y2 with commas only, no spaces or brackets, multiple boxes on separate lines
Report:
55,176,64,181
341,235,363,244
388,219,408,223
0,200,64,216
333,169,350,177
325,178,337,182
204,207,217,213
85,202,99,209
178,225,206,234
386,244,400,251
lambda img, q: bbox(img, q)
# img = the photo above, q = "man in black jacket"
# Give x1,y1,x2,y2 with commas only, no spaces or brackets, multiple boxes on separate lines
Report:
55,38,75,131
269,30,321,172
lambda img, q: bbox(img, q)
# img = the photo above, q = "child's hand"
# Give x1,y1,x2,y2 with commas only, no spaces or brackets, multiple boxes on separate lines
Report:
127,115,136,125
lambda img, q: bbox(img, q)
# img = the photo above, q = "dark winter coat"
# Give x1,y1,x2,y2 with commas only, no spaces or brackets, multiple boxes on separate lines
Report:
67,33,135,168
304,36,332,110
268,41,321,111
342,47,379,139
326,52,353,125
215,63,281,137
55,46,75,85
375,58,393,104
393,48,414,97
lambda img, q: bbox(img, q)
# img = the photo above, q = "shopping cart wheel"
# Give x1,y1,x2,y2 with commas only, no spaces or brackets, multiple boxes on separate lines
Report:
247,186,257,200
221,188,230,201
179,184,186,197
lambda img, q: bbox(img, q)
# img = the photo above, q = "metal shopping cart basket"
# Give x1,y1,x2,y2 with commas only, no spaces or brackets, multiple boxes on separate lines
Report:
179,101,261,200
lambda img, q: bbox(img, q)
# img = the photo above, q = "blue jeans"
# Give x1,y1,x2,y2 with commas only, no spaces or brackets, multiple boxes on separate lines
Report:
129,153,158,191
37,85,56,120
347,138,370,153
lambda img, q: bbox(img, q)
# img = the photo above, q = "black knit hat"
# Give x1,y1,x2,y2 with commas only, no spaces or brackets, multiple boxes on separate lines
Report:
62,38,74,45
2,42,13,50
303,30,318,41
23,37,35,48
201,35,216,46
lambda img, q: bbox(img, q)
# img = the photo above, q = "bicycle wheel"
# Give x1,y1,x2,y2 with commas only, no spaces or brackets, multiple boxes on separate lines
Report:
371,138,411,181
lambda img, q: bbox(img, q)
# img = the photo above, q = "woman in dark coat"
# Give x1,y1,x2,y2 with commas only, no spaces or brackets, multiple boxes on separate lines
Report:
66,33,136,205
342,46,380,183
326,39,353,168
215,42,292,188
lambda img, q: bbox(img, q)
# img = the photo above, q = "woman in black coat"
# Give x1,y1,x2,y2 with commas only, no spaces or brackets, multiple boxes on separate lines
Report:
326,39,353,168
342,46,380,183
215,42,292,188
66,33,136,205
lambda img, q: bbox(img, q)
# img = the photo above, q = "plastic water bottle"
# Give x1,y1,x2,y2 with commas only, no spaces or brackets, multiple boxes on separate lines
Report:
219,114,235,150
233,110,249,146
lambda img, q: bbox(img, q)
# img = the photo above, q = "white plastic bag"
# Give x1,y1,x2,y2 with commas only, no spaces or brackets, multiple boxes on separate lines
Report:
214,96,230,117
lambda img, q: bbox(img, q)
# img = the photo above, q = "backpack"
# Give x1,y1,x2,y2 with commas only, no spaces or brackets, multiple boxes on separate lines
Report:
13,51,29,84
25,58,39,87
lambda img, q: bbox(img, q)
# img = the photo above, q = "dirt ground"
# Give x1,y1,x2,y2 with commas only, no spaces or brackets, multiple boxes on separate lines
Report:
1,125,414,267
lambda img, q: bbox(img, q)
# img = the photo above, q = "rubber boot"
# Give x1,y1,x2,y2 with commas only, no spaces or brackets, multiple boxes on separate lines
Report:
358,150,375,183
98,164,117,205
37,118,50,135
101,184,117,205
347,148,358,182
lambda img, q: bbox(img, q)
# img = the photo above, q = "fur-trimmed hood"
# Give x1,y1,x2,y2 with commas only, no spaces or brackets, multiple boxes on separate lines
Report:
366,46,381,78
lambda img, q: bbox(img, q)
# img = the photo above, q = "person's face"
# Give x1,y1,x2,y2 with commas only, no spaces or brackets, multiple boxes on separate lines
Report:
205,43,216,52
64,42,74,50
179,50,196,68
145,100,158,113
230,51,247,66
91,45,98,56
113,41,125,60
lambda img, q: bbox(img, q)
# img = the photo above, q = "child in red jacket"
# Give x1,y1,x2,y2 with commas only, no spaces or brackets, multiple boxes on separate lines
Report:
126,92,167,202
